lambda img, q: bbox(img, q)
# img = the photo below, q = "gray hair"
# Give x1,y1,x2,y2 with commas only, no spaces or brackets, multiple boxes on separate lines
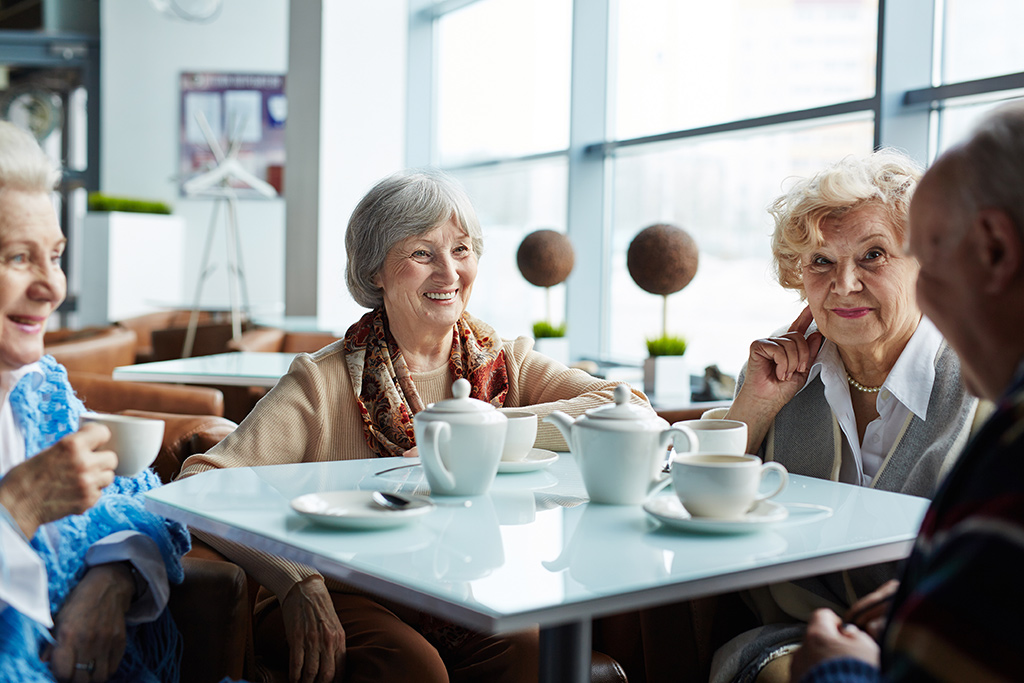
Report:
939,100,1024,240
345,168,483,309
0,121,60,193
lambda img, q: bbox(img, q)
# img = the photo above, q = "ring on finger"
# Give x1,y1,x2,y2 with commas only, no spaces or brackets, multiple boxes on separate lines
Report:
75,660,95,674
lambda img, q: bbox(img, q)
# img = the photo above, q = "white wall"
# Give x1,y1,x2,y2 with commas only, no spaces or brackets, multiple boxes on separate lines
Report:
100,0,289,315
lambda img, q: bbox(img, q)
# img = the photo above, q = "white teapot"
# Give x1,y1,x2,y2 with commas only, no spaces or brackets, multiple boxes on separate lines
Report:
413,378,508,496
545,384,699,504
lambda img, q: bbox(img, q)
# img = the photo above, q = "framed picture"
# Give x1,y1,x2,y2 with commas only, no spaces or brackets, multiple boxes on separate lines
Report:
179,72,286,198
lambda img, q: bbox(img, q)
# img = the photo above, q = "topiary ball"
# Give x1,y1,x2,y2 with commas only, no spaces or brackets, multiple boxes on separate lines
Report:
627,223,699,295
516,229,575,287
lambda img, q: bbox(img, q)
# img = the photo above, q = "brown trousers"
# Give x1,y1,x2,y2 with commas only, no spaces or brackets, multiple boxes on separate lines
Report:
254,592,539,683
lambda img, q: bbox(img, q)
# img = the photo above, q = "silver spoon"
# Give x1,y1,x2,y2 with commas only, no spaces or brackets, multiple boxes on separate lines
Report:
372,491,414,510
373,461,421,476
371,491,468,509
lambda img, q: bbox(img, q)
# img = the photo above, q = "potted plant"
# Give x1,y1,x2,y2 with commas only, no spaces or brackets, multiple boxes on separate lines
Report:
517,229,574,365
627,223,700,399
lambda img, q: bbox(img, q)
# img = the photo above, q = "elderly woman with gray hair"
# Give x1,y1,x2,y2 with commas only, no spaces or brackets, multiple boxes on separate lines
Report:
179,169,643,683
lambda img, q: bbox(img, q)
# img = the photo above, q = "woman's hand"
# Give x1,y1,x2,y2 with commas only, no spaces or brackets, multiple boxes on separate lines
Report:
844,579,899,639
45,563,134,682
0,423,116,539
402,446,420,458
281,576,346,683
790,608,880,682
727,306,824,453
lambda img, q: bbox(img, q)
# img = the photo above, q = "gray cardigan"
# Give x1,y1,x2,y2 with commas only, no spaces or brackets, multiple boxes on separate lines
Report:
711,340,983,683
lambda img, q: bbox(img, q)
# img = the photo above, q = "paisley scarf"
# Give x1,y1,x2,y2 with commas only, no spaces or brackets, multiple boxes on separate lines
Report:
342,308,508,457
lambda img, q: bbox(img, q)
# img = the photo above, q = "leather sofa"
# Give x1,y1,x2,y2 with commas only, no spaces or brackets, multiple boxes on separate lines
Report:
44,325,138,375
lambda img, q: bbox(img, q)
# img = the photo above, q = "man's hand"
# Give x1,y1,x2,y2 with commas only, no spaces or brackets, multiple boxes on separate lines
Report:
790,608,880,682
844,579,899,639
45,563,134,682
0,423,116,538
280,576,346,683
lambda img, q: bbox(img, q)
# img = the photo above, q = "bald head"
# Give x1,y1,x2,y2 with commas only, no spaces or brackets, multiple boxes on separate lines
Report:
907,101,1024,400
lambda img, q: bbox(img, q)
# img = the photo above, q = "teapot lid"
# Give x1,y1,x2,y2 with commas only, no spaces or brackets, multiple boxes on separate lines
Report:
422,377,497,414
587,384,651,420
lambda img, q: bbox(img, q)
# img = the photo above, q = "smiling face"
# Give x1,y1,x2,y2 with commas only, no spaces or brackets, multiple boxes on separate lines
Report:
375,216,478,342
800,204,920,359
0,189,67,372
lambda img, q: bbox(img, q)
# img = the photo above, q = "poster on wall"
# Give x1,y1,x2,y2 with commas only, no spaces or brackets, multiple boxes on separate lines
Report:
178,72,286,199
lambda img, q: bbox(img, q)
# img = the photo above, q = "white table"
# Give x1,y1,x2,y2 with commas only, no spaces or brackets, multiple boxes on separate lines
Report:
112,351,295,388
146,455,928,683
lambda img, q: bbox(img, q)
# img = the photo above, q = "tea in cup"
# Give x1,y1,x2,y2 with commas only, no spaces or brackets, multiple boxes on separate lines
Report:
80,413,165,477
671,453,788,519
498,410,537,462
672,419,748,455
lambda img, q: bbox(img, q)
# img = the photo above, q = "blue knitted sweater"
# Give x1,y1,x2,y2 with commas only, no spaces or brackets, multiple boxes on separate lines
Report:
0,356,190,682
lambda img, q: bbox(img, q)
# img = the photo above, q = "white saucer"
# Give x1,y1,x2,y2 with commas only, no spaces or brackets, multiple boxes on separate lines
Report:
642,497,788,534
498,449,559,473
291,490,434,530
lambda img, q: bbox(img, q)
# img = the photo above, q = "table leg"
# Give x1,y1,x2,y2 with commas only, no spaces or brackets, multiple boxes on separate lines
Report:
540,619,591,683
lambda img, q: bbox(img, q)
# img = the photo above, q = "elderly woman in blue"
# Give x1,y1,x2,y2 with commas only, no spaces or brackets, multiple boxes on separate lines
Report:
0,122,189,683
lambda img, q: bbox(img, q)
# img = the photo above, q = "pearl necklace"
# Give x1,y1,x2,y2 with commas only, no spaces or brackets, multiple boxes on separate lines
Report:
847,373,882,393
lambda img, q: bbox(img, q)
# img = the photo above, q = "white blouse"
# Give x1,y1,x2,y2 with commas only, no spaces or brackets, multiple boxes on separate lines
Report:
806,317,942,486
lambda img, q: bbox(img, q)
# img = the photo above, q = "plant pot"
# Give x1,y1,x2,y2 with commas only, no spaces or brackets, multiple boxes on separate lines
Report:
533,337,570,366
643,356,690,399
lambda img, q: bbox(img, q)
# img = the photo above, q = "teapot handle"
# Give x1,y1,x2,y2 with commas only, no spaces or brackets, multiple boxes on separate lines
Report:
420,421,455,490
661,424,700,456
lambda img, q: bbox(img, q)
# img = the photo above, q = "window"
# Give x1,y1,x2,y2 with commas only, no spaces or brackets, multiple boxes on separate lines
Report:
615,0,877,139
450,159,569,339
610,115,874,373
436,0,571,165
409,0,1024,392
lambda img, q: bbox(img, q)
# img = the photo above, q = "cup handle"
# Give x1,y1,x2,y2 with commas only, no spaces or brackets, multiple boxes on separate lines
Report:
420,422,454,490
662,425,700,456
755,462,789,502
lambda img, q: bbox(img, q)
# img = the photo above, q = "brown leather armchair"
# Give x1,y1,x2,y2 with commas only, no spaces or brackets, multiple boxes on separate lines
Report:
227,327,339,354
126,410,250,683
69,371,225,418
44,325,138,375
117,310,232,363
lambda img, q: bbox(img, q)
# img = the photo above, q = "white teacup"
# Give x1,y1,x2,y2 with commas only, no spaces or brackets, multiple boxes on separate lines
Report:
80,413,165,477
671,453,788,519
498,410,537,462
672,419,748,455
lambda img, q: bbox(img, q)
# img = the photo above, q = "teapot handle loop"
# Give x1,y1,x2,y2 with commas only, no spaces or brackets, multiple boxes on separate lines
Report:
420,421,455,490
662,425,700,456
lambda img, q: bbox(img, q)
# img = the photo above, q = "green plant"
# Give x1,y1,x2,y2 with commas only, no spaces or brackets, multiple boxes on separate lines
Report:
646,334,687,357
532,321,566,338
88,193,172,215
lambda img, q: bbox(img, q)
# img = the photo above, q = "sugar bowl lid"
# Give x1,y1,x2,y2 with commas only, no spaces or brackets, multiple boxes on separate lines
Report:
421,377,496,414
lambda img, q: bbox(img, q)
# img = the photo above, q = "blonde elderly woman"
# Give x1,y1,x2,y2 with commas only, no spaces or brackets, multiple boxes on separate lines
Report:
179,169,647,683
700,149,990,683
0,121,189,682
633,150,988,683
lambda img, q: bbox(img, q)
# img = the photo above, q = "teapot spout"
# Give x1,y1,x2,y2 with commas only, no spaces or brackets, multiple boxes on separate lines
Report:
543,411,575,455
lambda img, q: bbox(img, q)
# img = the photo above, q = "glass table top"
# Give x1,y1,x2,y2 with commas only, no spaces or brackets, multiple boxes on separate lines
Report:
147,453,928,632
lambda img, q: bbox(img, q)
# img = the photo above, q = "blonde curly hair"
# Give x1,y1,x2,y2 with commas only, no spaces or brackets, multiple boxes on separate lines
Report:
770,149,922,296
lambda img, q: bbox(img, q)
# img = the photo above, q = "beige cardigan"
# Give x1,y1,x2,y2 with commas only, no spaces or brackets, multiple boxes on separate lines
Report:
179,335,650,598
